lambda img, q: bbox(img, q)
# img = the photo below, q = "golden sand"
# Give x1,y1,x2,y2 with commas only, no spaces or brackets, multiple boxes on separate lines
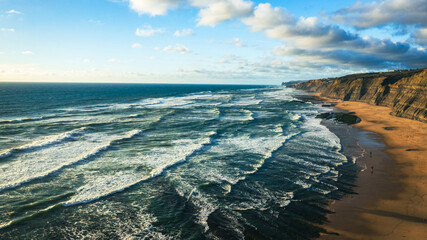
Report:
321,99,427,239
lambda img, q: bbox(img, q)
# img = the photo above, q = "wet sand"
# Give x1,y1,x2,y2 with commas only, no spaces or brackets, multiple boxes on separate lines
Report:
319,99,427,239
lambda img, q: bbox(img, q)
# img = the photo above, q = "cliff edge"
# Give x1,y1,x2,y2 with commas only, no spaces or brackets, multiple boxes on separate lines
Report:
290,69,427,122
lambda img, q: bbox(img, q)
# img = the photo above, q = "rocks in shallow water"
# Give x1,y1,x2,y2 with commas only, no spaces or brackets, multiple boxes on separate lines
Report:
317,112,361,124
321,104,335,107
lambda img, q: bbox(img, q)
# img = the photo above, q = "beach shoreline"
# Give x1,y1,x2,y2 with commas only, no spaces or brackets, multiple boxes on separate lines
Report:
316,96,427,239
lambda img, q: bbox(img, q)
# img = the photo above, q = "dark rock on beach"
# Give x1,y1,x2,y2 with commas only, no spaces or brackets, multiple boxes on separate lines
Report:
317,112,361,125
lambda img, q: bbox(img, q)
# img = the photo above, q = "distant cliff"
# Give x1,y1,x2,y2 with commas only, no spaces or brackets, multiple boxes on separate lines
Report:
290,69,427,123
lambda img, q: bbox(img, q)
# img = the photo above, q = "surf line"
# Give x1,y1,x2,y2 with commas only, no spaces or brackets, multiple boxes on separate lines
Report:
0,130,143,193
63,132,217,206
0,127,87,159
0,203,63,231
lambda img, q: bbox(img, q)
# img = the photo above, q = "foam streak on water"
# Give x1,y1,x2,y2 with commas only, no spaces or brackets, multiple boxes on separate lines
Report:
0,127,86,159
64,132,216,206
0,130,142,191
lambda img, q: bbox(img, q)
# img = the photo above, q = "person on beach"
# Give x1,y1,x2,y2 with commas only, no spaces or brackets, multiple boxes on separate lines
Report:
370,166,374,174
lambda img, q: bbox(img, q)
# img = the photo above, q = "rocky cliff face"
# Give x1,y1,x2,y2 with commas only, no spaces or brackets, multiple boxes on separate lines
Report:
291,69,427,123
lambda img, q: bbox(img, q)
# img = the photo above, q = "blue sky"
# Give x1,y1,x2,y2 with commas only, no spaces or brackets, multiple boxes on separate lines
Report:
1,0,426,84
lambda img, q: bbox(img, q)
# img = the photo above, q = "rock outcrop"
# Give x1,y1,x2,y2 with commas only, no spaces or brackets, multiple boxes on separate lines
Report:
290,69,427,123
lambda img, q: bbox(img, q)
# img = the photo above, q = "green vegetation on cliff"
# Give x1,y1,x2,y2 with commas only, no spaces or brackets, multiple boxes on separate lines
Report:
290,69,427,122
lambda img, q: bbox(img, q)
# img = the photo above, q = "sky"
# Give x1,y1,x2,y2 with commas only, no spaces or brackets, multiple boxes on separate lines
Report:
0,0,426,84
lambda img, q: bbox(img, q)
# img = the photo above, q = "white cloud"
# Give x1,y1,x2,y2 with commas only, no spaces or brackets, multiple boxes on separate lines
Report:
135,25,164,37
415,28,427,38
244,4,359,49
241,3,427,69
243,3,294,31
83,58,90,63
174,28,194,37
118,0,426,72
128,0,183,16
413,27,427,46
132,43,142,48
231,37,245,47
162,44,191,54
244,3,408,54
22,51,33,55
193,0,253,26
6,10,23,15
333,0,427,29
1,28,15,32
125,0,253,26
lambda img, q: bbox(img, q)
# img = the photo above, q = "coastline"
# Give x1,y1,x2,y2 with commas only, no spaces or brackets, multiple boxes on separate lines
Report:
318,96,427,239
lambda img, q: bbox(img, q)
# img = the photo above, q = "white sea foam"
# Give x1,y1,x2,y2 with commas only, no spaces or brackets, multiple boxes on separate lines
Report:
230,187,294,212
142,98,192,109
262,88,296,101
291,113,301,121
0,115,55,124
57,97,186,120
0,203,62,230
59,200,173,240
295,180,312,189
63,132,215,206
226,133,297,181
283,113,347,195
221,97,262,107
220,109,255,122
214,133,291,159
298,117,347,164
0,127,87,159
285,150,334,175
60,102,138,113
0,130,142,192
163,129,298,232
243,109,255,121
170,178,220,232
133,93,221,109
170,130,297,200
173,108,220,121
312,187,332,195
40,110,165,126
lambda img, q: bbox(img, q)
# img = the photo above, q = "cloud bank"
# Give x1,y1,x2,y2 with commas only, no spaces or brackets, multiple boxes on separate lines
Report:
242,3,427,69
332,0,427,29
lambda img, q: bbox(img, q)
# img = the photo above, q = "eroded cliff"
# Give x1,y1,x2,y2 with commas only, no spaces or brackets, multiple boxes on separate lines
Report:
290,69,427,122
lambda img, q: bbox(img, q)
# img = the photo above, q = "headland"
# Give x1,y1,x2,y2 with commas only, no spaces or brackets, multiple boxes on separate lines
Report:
290,69,427,239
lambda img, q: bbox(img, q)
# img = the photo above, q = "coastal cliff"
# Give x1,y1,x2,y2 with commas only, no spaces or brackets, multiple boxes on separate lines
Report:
290,69,427,123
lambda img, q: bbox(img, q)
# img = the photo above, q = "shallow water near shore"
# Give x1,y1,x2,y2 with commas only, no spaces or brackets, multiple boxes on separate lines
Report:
0,83,361,239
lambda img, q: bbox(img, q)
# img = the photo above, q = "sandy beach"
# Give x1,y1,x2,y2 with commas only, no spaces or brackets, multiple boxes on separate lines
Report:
319,98,427,239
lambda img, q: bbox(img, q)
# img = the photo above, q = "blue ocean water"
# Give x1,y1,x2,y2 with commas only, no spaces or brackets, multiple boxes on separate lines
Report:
0,83,356,239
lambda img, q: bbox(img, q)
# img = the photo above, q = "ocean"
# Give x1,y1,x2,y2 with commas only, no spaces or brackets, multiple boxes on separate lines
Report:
0,83,359,239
